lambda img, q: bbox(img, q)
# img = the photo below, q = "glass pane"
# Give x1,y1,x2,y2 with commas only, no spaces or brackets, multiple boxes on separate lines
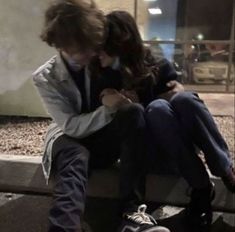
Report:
137,0,179,41
145,41,234,92
229,84,235,93
188,43,232,85
96,0,134,15
228,46,235,92
182,0,233,40
137,0,233,41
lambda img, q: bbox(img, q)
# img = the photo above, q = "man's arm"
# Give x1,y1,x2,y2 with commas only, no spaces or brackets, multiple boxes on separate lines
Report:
33,73,116,139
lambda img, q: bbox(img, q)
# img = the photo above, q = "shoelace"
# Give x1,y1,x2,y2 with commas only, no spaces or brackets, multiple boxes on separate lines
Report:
126,204,158,225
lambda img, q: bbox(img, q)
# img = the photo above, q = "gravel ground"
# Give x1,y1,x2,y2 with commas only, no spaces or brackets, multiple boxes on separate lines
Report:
0,116,234,164
0,117,51,156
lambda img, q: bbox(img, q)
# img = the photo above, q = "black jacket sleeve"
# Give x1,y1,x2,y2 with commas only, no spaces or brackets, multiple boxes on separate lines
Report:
152,58,178,95
138,57,179,107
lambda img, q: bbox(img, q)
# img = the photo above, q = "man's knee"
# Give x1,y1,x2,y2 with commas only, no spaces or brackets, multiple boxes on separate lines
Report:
53,135,90,171
73,145,90,164
117,103,144,120
118,102,144,114
114,103,145,132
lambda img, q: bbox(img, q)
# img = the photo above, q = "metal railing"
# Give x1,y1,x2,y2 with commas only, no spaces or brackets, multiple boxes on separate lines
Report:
133,0,235,93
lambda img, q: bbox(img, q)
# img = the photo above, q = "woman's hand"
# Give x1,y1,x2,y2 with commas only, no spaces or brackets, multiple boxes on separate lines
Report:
158,81,184,101
166,80,184,93
120,89,139,103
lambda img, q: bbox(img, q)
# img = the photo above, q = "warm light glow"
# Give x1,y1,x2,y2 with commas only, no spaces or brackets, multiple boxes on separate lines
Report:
197,33,204,40
148,8,162,15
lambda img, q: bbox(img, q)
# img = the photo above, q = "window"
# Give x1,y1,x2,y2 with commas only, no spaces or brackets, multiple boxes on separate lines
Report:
136,0,234,92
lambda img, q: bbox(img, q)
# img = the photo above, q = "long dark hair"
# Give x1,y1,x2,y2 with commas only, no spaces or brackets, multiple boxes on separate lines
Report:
103,11,155,89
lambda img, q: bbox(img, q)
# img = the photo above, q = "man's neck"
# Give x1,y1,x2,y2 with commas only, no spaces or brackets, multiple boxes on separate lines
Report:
61,53,84,73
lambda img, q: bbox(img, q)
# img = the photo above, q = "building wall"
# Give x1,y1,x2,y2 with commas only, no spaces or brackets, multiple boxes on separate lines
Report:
0,0,137,117
0,0,233,117
96,0,134,14
0,0,55,116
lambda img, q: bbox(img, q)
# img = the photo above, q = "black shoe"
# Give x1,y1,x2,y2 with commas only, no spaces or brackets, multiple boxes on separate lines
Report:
118,204,170,232
185,182,215,232
222,166,235,193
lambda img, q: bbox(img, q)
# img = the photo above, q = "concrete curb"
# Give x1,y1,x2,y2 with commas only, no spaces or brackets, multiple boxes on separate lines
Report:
0,155,234,213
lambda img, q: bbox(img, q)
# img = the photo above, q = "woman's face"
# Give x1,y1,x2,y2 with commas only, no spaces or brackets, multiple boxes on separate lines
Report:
99,51,117,68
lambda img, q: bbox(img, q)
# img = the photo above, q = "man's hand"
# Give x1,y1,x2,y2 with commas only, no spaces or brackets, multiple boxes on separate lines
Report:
100,88,119,96
100,88,132,108
120,89,139,103
158,80,184,101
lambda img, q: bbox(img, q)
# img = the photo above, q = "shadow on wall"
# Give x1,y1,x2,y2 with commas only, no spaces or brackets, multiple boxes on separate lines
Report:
0,78,48,117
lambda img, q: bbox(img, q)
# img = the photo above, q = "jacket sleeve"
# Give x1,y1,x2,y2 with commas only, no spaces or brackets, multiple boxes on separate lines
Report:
153,58,179,95
33,72,116,139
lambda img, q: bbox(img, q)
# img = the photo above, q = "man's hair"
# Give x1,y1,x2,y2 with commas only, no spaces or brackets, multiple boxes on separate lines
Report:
40,0,105,51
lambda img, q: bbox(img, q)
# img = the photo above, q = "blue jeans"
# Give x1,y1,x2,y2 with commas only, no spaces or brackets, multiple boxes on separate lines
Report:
48,103,147,232
145,91,232,189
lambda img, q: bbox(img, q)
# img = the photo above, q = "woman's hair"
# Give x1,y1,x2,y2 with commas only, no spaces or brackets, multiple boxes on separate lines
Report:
104,10,154,88
40,0,106,51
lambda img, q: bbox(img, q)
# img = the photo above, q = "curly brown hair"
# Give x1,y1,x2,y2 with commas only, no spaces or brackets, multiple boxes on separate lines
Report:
40,0,106,51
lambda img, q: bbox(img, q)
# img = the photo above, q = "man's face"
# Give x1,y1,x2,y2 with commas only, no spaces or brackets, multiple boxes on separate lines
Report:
61,46,96,67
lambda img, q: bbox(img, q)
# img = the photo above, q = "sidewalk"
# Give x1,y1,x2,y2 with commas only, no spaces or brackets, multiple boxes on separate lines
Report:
199,93,234,117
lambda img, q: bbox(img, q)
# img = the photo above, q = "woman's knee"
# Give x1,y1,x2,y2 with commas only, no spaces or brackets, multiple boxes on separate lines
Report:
170,92,198,111
145,99,171,121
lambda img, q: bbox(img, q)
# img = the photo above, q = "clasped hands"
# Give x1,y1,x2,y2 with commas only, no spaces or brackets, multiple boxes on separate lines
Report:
100,80,184,108
100,88,134,109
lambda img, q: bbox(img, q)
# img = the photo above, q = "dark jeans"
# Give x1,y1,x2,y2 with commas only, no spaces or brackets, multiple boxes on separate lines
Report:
145,91,232,189
48,103,147,232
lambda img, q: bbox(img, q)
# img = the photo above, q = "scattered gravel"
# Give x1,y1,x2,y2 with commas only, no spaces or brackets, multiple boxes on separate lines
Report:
0,116,234,164
213,116,234,165
0,117,51,156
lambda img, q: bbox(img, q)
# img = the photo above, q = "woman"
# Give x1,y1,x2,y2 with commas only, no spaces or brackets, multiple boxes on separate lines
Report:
96,10,235,231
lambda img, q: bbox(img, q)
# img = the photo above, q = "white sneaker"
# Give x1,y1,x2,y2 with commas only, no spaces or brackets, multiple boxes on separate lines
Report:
118,204,170,232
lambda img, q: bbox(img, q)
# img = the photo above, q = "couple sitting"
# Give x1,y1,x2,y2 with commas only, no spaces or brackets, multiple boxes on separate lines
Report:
33,1,235,232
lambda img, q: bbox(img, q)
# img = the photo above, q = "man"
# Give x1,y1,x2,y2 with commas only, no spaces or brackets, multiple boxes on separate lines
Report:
33,1,170,232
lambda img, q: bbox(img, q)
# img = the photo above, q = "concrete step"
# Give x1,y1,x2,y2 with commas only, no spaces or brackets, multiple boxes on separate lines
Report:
0,155,234,213
0,194,234,232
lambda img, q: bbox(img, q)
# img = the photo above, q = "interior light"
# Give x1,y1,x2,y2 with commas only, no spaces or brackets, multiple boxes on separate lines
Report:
197,33,204,40
144,0,158,2
148,8,162,15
